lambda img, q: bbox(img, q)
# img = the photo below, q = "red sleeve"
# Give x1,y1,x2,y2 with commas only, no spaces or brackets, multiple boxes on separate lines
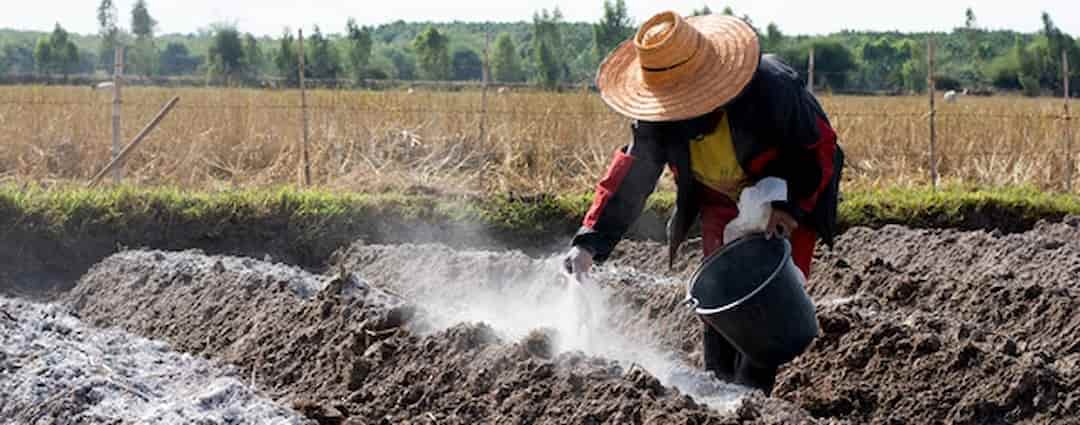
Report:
798,117,838,212
572,138,665,262
583,149,636,229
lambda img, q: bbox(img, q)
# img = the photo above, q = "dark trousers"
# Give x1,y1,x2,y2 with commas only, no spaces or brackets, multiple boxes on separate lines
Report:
702,319,778,394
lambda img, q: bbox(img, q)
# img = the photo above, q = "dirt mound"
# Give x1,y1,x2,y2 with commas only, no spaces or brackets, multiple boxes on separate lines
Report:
595,220,1080,423
337,323,816,424
66,249,821,424
0,296,308,424
66,250,415,407
810,221,1080,357
782,298,1075,424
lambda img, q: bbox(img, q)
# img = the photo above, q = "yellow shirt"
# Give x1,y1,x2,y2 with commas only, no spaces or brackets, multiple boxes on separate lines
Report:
690,112,747,198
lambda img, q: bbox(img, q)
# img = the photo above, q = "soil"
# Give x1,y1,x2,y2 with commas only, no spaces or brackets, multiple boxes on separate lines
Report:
65,249,824,424
10,217,1076,423
602,219,1080,424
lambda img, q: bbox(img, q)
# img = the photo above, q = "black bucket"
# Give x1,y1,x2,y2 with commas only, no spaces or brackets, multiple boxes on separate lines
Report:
686,234,819,367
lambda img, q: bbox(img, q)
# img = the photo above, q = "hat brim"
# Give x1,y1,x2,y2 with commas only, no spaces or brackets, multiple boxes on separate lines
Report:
597,15,760,122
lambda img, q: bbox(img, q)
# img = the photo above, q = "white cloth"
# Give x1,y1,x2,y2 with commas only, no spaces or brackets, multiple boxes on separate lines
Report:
722,177,788,244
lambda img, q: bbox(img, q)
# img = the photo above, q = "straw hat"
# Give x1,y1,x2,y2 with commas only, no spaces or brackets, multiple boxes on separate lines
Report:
597,11,760,122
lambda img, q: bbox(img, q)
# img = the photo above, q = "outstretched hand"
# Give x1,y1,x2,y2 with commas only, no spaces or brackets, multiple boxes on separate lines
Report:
563,246,594,279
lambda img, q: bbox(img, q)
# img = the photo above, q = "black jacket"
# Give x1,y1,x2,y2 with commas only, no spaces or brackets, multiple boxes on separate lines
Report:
573,54,844,265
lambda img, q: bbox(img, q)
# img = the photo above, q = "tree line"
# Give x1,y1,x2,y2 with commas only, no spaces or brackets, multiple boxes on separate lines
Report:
1,1,1077,95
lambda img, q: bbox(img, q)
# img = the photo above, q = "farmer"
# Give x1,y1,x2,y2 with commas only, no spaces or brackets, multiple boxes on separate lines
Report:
563,11,843,394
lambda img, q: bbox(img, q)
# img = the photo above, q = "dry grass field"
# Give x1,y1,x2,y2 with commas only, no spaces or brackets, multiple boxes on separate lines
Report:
0,85,1074,193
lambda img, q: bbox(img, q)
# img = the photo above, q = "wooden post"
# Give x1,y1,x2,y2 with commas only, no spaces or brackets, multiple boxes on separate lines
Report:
298,29,311,187
89,97,180,187
1065,50,1073,192
807,45,815,94
479,32,490,144
112,46,124,183
927,37,938,190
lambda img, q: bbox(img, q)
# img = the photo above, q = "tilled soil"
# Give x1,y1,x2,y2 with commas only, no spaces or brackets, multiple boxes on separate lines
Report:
602,220,1080,424
65,249,820,424
54,218,1080,424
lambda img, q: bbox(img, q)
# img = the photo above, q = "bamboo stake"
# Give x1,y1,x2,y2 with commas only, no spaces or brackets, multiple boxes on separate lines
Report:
299,29,311,187
88,97,180,187
112,46,124,183
480,32,490,144
1065,50,1072,192
927,37,938,190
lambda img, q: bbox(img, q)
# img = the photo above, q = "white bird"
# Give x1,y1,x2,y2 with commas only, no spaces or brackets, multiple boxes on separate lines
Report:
91,81,115,91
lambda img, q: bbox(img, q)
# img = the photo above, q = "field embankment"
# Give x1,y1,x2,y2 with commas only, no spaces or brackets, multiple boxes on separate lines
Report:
3,185,1079,298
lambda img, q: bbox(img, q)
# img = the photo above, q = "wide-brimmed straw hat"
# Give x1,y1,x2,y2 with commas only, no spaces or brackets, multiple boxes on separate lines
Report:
597,11,760,122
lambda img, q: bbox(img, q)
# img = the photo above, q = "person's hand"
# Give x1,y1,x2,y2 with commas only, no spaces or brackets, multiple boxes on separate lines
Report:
563,246,594,278
766,209,798,239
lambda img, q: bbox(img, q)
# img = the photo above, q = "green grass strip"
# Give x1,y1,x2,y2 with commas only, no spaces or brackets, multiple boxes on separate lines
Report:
1,185,1077,246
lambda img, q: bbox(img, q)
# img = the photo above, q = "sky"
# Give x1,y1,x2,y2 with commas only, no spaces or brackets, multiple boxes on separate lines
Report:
4,0,1078,37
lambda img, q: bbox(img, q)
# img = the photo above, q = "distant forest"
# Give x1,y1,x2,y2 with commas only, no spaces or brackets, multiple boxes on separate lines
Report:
2,0,1078,95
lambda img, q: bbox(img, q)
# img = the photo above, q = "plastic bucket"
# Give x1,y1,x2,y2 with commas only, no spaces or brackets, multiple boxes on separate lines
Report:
686,234,819,366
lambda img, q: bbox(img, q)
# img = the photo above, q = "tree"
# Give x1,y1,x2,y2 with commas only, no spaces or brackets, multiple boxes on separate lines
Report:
33,23,80,78
208,25,245,82
131,0,157,39
814,41,858,90
131,39,158,76
412,26,451,80
306,26,342,80
532,8,565,89
130,0,158,75
1033,12,1080,92
381,46,417,80
961,7,983,82
274,29,300,86
763,23,784,53
97,0,120,70
3,44,36,74
898,39,927,93
722,6,735,16
159,42,201,75
859,37,911,90
243,33,263,79
690,5,712,16
780,40,857,90
964,8,977,29
592,0,633,62
451,48,483,81
345,18,373,83
33,37,51,75
491,32,524,82
54,27,80,78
